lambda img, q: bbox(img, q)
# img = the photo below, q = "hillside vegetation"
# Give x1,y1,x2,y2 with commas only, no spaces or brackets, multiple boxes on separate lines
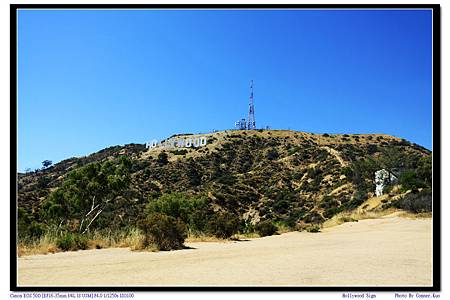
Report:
17,130,432,254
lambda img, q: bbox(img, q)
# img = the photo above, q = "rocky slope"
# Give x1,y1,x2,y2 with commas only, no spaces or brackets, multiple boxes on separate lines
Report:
17,130,431,231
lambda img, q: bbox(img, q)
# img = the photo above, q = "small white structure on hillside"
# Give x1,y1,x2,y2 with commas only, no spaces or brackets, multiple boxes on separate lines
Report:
375,169,397,196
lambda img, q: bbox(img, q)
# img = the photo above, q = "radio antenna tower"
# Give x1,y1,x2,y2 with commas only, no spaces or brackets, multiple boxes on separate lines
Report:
247,80,256,130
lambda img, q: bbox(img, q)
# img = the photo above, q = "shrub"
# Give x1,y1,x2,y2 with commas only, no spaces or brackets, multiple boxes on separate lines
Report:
28,222,46,239
339,216,358,223
416,155,432,186
255,220,278,237
345,191,367,210
288,146,302,156
146,193,210,233
302,212,325,224
74,234,89,250
137,213,187,251
394,190,432,213
18,207,46,240
207,212,240,239
399,170,427,191
399,139,410,146
266,149,279,160
273,199,289,214
316,149,329,162
56,233,88,251
56,233,74,251
215,173,237,185
324,207,342,219
322,133,330,137
171,149,188,155
341,166,354,178
157,152,168,165
367,144,378,154
306,225,321,233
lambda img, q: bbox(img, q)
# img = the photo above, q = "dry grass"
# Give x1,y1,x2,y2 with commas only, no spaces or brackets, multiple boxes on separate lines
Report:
398,211,432,219
186,231,262,243
324,207,433,229
274,222,291,234
186,232,227,243
18,228,240,256
323,208,400,228
18,228,148,257
87,239,109,250
140,130,403,164
123,228,147,250
18,234,59,257
234,232,260,239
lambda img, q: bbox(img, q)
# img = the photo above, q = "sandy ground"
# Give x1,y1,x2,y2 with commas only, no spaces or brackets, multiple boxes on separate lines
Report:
18,216,432,287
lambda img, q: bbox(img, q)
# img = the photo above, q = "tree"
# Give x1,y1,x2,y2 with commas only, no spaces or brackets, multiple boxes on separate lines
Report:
42,156,132,234
42,160,52,169
146,193,209,231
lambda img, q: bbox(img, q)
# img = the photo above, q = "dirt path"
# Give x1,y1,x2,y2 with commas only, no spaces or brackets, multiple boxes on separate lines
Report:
18,216,432,287
321,146,348,167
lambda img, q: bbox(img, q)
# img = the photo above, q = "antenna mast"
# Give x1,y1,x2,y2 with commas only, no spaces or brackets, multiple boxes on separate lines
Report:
247,80,256,130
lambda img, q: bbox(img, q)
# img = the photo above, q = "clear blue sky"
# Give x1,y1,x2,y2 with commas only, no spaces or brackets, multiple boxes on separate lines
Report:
18,9,433,171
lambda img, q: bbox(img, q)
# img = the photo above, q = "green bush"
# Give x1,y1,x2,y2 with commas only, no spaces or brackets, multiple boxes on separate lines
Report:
207,212,240,239
74,234,89,250
416,155,432,186
171,149,188,155
18,207,46,240
255,220,278,237
393,190,432,213
266,149,279,160
157,152,168,165
28,222,45,238
146,193,209,230
339,216,358,223
344,191,367,210
306,225,321,233
399,170,426,191
302,211,325,224
56,233,88,251
137,213,187,250
56,233,74,251
324,207,342,219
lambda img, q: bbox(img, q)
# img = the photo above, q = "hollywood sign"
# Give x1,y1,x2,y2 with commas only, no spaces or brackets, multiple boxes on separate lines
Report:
146,136,207,149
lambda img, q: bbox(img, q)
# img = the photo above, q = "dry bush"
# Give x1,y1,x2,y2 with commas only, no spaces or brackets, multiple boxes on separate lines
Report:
255,220,278,237
138,213,187,251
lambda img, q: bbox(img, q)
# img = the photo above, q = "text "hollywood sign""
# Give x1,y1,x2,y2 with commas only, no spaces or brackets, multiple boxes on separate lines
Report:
146,136,208,149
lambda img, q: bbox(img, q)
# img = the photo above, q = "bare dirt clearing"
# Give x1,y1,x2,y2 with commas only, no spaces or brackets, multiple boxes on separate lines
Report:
18,216,432,287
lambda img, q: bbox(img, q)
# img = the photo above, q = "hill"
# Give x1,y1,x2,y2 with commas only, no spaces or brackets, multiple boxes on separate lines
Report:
17,130,432,250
